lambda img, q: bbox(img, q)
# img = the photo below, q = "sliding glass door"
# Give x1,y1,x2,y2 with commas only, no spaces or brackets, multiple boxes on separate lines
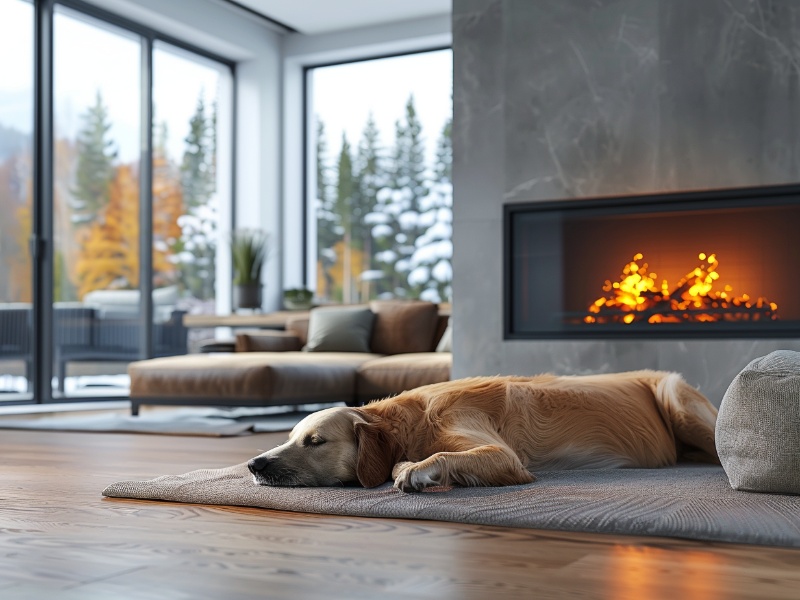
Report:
152,42,233,353
51,7,143,397
0,0,34,401
1,0,235,405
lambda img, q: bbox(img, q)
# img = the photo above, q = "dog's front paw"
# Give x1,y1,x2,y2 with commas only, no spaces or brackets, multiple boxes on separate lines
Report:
392,461,440,493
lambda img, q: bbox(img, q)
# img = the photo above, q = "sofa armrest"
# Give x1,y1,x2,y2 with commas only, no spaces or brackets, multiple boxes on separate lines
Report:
285,316,309,346
235,330,303,352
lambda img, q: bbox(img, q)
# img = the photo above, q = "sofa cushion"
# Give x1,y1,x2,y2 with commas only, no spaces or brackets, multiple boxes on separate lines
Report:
356,352,452,403
716,350,800,494
304,306,375,353
235,331,303,352
369,300,439,355
129,352,382,404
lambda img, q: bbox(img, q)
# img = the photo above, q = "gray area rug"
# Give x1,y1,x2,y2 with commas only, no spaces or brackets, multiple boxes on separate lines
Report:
0,406,316,436
102,463,800,547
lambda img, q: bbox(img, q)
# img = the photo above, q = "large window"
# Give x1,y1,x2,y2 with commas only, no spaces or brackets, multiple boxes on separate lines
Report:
309,49,453,304
0,1,234,403
52,8,142,396
153,43,233,332
0,0,34,399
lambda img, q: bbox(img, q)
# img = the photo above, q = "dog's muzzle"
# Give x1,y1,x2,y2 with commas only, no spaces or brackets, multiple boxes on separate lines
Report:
247,455,277,475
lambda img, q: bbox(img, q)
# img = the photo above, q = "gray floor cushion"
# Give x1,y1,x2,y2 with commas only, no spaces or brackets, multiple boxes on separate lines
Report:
716,350,800,494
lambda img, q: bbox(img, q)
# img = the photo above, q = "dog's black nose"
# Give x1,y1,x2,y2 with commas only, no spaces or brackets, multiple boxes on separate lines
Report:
248,455,274,474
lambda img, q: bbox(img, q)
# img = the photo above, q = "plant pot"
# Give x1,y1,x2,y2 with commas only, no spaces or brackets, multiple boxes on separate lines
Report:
233,283,262,310
283,299,313,311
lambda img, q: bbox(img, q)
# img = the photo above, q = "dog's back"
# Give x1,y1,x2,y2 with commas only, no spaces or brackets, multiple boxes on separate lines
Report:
366,372,718,471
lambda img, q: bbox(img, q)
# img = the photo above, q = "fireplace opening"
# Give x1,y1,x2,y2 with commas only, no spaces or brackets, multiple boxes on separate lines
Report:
505,185,800,339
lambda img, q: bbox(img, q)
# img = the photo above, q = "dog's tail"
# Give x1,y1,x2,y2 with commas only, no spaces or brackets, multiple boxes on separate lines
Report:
654,373,719,464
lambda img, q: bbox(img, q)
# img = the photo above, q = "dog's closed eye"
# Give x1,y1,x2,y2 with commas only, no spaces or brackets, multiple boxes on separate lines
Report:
302,434,326,447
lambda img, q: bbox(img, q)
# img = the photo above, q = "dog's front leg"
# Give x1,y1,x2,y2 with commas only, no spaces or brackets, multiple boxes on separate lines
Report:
392,445,535,492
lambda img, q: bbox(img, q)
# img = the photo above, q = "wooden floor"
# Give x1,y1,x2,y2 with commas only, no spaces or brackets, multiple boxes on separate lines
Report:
2,428,800,600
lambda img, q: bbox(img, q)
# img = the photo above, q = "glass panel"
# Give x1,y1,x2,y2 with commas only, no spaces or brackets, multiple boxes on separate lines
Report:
153,42,232,351
508,192,800,338
310,49,453,304
0,0,34,400
52,8,142,396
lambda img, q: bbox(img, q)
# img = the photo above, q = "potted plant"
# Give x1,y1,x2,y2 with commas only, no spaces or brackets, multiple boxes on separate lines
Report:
231,229,270,310
283,287,314,311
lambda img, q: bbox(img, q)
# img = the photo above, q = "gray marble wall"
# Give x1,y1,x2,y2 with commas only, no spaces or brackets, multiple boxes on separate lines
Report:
452,0,800,405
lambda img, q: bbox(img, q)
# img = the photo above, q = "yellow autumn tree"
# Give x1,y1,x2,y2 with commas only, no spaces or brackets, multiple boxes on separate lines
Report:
152,151,184,288
316,240,367,303
0,153,33,303
11,200,33,303
74,164,140,298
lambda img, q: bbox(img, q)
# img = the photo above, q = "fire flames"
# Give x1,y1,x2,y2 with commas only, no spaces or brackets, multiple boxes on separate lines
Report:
584,252,778,324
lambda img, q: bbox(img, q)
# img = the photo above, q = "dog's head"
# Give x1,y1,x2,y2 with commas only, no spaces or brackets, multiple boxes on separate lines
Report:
247,407,398,488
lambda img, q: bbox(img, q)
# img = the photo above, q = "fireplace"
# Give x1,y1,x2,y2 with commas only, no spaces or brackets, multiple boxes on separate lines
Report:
505,185,800,339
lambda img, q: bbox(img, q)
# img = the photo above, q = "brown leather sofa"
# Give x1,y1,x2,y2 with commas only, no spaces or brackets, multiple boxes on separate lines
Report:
127,300,451,415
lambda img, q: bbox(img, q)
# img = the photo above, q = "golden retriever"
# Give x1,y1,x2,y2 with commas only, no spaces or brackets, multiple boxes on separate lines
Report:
247,371,719,492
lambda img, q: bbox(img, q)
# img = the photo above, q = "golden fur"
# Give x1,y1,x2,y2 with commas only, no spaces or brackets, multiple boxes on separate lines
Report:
247,371,719,492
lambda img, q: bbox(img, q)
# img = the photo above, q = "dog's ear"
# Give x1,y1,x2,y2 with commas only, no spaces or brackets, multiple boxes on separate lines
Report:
353,419,396,488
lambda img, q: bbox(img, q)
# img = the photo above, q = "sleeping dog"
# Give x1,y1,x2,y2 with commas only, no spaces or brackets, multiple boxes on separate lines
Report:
247,372,719,492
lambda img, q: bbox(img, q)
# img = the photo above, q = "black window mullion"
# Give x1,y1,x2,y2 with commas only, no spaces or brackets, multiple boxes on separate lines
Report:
33,0,55,404
139,35,154,359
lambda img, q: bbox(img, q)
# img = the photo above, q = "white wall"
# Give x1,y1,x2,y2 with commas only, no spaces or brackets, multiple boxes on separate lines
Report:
280,15,451,293
81,0,284,311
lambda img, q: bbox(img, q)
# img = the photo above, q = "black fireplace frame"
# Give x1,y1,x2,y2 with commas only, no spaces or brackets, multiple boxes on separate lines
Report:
504,183,800,340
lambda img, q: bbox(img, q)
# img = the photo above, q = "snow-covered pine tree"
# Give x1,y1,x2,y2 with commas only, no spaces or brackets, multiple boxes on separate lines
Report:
176,95,217,302
315,119,339,301
353,114,386,300
334,133,356,302
407,117,452,303
367,95,428,298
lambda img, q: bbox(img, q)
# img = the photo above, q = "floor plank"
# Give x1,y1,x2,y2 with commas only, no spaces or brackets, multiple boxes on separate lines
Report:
1,428,799,599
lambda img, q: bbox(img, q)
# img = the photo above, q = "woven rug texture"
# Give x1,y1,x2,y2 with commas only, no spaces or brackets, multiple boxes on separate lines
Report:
102,463,800,547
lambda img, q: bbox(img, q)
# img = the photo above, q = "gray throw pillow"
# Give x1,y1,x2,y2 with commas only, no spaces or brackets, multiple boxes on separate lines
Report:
716,350,800,494
303,306,375,353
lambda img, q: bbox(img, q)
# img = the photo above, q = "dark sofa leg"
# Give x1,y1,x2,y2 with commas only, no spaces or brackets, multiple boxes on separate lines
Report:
131,402,140,416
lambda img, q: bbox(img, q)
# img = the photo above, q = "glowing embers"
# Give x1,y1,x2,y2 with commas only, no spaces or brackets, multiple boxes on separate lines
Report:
584,253,778,325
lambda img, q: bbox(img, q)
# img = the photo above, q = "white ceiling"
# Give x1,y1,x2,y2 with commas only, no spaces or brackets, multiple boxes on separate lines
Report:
231,0,451,35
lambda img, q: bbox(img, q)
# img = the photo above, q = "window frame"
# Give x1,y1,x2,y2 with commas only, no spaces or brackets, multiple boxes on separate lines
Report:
301,45,452,294
21,0,237,406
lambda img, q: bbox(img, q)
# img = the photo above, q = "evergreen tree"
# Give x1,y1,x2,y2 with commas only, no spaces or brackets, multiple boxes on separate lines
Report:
71,91,117,225
435,117,452,181
368,95,429,298
315,119,338,301
408,117,453,303
176,95,217,301
74,165,140,298
334,133,356,302
353,114,385,300
181,96,214,208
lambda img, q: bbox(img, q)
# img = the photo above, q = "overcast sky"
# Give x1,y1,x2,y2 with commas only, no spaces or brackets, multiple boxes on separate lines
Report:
0,0,34,134
0,1,227,164
311,49,453,167
1,1,452,170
